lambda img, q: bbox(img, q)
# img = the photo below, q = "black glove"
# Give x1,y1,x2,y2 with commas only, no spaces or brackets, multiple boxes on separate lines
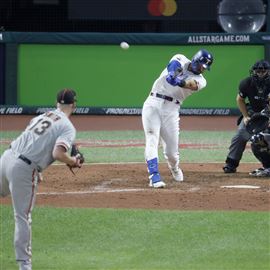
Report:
67,144,85,174
70,144,85,165
261,105,270,117
246,113,269,135
250,133,266,145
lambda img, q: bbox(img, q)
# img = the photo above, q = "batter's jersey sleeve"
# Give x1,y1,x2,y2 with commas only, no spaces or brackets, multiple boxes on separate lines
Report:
169,54,190,68
169,54,206,90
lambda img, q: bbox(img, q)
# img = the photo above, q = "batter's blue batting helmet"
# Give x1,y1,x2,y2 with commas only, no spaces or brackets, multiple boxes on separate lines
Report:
191,49,213,74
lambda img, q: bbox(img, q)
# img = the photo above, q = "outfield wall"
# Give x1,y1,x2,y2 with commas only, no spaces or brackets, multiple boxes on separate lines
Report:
1,32,269,115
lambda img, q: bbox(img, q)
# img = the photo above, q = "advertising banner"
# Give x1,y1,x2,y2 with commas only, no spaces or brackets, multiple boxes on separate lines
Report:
68,0,219,20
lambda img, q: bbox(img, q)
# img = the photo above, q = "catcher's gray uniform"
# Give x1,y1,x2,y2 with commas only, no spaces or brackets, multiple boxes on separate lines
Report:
0,108,76,269
250,131,270,176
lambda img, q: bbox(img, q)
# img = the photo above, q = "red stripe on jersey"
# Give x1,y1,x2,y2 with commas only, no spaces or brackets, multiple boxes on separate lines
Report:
26,169,36,216
56,142,69,151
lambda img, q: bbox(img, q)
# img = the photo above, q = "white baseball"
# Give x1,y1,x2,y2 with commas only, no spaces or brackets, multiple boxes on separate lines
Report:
120,42,129,50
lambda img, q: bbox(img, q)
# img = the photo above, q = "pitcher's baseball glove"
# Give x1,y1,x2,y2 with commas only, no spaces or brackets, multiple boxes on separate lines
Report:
68,144,84,175
246,113,269,135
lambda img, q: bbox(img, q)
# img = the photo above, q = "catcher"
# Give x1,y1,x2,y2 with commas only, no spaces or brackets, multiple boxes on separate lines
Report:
223,60,270,173
249,127,270,177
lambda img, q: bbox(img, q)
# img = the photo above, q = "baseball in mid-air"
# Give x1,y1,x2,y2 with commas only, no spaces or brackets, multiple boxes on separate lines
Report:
120,41,130,50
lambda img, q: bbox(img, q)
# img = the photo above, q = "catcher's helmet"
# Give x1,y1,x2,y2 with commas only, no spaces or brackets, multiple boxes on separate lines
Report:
191,49,213,75
250,60,270,84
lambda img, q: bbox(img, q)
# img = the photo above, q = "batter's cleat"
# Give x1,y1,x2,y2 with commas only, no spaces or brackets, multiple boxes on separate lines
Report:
250,168,270,177
149,173,166,188
249,168,264,176
223,165,236,173
169,167,184,182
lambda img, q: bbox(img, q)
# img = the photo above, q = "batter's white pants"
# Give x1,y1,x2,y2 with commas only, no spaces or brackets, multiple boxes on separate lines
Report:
142,95,180,169
0,149,39,267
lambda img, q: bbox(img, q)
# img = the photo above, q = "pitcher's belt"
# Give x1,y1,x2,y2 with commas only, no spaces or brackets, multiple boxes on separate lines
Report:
9,146,41,171
150,92,180,104
18,154,32,165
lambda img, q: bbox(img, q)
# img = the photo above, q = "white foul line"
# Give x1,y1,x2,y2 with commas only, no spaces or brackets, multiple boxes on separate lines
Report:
37,188,146,196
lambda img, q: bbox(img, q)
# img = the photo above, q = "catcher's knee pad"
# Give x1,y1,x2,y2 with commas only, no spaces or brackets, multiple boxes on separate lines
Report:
251,142,270,168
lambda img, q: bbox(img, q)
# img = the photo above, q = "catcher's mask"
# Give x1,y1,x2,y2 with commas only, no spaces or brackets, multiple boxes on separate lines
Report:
250,60,270,84
191,49,213,75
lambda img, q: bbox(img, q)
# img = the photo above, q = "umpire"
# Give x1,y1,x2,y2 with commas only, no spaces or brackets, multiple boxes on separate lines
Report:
223,60,270,173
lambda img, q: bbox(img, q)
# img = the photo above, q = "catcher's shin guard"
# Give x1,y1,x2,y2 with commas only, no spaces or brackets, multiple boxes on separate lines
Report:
251,142,270,168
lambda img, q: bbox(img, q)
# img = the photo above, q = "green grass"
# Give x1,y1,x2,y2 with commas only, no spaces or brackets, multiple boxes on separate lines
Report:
0,129,266,270
1,206,269,270
0,130,258,163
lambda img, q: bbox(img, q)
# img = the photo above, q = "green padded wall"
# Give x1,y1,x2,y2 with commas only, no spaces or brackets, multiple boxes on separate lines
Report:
17,44,264,108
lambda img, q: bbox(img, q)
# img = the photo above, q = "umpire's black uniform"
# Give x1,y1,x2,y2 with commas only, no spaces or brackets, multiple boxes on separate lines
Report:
223,61,270,173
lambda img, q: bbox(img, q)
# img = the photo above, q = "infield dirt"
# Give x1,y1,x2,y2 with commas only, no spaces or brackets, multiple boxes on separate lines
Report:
1,115,269,211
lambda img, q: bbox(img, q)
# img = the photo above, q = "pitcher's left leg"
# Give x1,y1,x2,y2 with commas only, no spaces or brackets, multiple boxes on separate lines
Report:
0,151,11,197
8,165,38,270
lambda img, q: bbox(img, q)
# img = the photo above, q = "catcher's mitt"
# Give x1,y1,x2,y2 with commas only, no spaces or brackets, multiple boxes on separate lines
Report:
68,144,84,175
246,113,270,135
250,133,268,147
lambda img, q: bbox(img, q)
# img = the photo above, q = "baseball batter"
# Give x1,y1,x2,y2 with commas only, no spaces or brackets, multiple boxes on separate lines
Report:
142,49,213,188
0,89,83,270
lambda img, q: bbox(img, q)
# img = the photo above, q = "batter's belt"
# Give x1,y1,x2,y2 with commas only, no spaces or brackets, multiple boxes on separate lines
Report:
150,92,180,104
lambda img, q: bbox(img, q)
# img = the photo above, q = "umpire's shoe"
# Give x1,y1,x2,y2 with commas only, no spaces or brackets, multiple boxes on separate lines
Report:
149,173,166,188
223,164,236,173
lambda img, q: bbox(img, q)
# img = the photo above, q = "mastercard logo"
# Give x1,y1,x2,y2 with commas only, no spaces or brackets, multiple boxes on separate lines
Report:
148,0,177,17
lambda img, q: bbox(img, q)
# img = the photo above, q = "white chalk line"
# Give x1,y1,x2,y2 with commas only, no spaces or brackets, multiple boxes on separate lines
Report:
51,161,261,166
221,185,260,189
37,185,268,196
37,188,146,196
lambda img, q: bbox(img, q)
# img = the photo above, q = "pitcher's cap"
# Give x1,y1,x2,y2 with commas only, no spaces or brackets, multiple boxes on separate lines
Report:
57,88,77,104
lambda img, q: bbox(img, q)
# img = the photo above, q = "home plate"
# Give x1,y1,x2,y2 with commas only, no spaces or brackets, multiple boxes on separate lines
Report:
221,185,260,189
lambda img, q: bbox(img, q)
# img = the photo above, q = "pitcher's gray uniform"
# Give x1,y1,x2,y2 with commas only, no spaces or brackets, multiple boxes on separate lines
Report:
142,49,213,188
0,89,80,270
